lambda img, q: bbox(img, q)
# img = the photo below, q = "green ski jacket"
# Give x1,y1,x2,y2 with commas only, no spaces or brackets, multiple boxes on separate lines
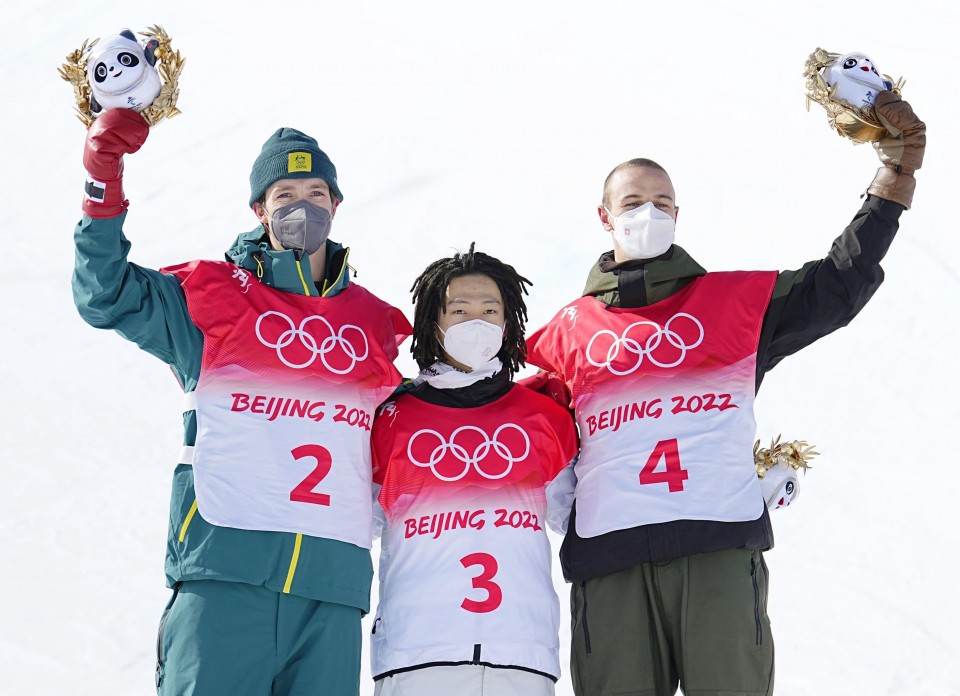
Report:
73,211,383,612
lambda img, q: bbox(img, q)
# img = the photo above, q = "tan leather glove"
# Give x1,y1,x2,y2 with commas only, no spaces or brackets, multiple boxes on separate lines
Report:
866,91,926,209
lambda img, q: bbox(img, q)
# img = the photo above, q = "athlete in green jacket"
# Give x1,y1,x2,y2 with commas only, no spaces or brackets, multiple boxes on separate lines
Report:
73,110,410,695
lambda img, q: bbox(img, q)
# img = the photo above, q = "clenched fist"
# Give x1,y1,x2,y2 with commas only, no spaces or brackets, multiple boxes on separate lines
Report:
82,109,150,218
867,91,926,209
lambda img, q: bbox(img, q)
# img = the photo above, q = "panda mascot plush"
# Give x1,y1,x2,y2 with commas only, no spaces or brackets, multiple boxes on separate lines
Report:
86,29,161,116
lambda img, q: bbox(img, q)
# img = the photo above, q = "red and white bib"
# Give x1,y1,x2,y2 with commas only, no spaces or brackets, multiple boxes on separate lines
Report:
370,386,578,679
164,260,411,548
526,271,777,537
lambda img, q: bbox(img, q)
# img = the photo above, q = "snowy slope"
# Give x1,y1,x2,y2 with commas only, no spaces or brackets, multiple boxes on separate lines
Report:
2,1,958,694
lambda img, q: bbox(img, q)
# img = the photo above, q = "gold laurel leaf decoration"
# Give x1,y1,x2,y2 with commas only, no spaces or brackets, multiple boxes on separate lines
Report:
58,37,99,128
139,25,185,127
58,26,184,129
803,47,839,111
754,434,820,479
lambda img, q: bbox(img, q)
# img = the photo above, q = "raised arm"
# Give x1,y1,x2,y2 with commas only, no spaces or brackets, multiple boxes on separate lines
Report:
756,92,925,382
72,110,202,384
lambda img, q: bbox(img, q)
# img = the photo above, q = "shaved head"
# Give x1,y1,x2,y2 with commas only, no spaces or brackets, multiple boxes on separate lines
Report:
602,158,671,209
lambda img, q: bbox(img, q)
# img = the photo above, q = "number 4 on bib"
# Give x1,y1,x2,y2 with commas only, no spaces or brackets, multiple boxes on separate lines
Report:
639,439,688,492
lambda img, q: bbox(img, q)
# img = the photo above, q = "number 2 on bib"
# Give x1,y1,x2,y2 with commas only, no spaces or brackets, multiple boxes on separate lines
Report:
639,438,688,492
289,444,333,506
460,552,502,613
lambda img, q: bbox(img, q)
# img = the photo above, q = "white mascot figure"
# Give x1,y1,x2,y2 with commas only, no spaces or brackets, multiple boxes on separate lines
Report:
760,462,800,511
86,29,161,116
822,52,891,111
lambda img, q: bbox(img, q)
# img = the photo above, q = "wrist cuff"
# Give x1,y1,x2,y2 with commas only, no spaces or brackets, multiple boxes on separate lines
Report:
866,166,915,210
82,175,128,218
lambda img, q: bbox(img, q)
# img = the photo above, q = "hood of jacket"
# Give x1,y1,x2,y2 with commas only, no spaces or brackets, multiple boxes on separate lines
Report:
224,225,351,297
582,244,708,308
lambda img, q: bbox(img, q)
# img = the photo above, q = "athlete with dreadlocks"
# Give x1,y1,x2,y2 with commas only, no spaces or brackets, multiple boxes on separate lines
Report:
368,244,579,696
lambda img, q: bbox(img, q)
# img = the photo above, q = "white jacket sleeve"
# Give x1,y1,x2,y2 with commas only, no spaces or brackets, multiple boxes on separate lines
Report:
372,482,386,539
545,456,578,534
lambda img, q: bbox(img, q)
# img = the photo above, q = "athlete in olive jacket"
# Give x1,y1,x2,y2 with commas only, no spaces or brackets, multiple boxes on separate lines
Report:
525,91,926,696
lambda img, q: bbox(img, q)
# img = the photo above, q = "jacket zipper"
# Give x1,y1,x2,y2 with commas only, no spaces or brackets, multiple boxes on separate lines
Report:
282,272,314,592
751,555,763,646
580,580,593,654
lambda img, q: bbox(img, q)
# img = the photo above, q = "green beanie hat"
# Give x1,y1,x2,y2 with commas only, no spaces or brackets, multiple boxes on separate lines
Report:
249,127,343,207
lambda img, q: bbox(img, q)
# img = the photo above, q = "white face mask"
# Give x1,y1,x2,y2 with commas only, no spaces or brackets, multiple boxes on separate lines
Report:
437,319,504,371
610,201,676,260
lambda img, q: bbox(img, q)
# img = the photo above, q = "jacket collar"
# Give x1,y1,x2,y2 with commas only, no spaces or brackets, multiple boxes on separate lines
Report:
582,244,707,308
224,226,351,297
408,366,513,408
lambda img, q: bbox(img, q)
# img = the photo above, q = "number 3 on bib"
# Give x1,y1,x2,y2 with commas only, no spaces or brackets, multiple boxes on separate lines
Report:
460,552,502,613
639,438,688,492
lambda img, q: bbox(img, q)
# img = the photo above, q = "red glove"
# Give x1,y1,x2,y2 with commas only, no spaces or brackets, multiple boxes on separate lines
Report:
517,370,572,409
82,109,150,218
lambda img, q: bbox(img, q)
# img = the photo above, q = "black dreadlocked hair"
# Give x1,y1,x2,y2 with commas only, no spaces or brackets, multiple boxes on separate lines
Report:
409,242,532,375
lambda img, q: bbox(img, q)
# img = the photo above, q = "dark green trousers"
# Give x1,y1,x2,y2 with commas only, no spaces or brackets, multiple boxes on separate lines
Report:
570,548,774,696
156,579,362,695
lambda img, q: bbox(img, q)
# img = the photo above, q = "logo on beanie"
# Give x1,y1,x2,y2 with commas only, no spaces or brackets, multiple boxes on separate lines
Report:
288,152,312,173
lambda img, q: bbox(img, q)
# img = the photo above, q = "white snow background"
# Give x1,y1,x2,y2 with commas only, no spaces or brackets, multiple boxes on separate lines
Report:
2,1,958,694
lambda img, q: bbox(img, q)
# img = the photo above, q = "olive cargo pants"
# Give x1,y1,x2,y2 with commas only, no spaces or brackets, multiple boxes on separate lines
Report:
570,548,774,696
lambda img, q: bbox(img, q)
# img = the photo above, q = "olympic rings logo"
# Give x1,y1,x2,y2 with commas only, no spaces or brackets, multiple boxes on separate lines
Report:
255,310,369,373
586,312,704,375
407,424,530,482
